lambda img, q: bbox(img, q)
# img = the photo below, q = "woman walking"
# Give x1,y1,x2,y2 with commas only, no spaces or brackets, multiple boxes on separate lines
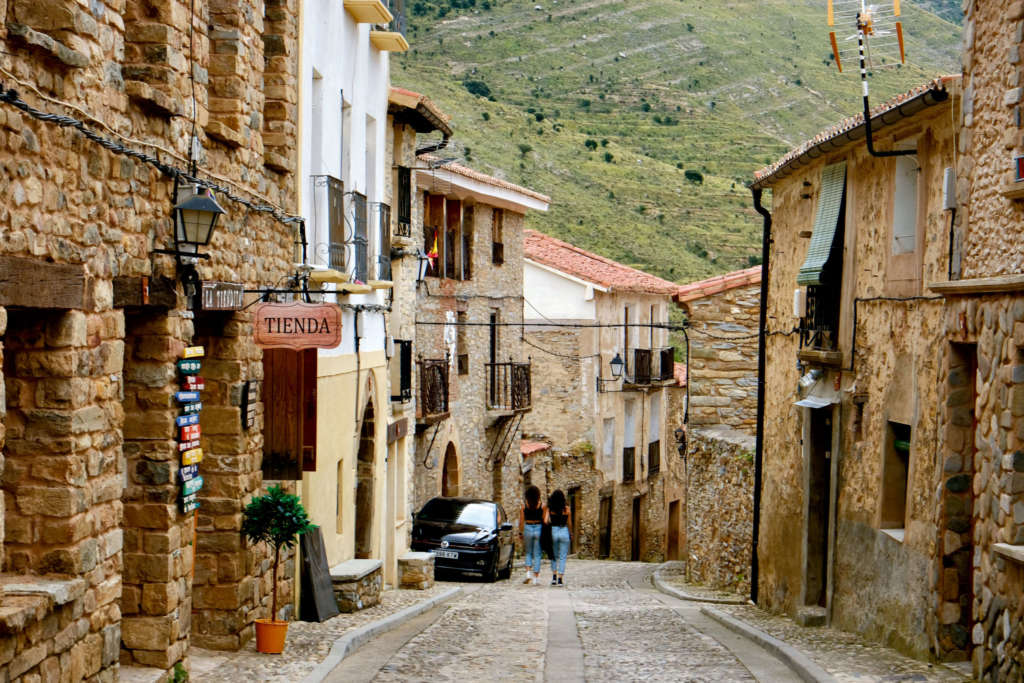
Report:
519,485,544,584
545,489,571,586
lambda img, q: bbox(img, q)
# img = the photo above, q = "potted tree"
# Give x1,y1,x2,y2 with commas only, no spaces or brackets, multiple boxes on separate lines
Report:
242,484,314,654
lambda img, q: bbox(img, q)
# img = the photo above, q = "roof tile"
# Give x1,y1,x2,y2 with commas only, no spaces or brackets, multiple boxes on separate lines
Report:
524,230,678,295
674,266,762,303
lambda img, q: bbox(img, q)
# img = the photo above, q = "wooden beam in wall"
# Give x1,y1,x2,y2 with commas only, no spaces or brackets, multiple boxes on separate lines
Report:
0,255,90,309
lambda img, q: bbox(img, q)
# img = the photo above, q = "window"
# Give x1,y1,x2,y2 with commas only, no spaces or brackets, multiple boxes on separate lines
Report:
377,203,391,281
648,393,661,475
262,349,317,479
390,339,412,402
603,417,615,471
352,192,368,283
327,176,345,269
623,399,636,482
445,199,460,279
457,312,468,375
892,146,919,255
798,162,847,350
881,421,911,531
491,208,504,264
424,193,444,277
396,166,412,237
461,205,474,280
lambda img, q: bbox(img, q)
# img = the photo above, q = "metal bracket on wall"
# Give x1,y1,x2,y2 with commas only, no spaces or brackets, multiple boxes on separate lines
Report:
421,422,442,469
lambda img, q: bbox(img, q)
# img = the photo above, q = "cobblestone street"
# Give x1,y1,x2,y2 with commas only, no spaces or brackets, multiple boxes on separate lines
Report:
319,560,972,682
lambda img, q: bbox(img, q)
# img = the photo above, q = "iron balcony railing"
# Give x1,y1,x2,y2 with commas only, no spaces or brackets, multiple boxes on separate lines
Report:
311,175,346,270
352,192,368,283
800,284,840,351
648,440,661,475
622,446,635,483
486,359,532,412
383,0,406,35
419,356,449,419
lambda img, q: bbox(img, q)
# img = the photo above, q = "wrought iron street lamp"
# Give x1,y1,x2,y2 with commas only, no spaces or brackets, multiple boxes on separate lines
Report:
596,352,625,393
174,185,225,253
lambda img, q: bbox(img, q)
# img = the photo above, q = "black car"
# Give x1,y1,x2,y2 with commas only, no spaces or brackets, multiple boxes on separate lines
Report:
411,497,515,581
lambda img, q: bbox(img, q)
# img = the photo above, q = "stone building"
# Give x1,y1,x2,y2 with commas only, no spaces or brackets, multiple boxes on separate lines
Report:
751,77,960,658
382,86,452,583
521,231,684,562
410,163,549,530
672,268,761,594
675,267,761,432
0,0,326,674
926,2,1024,677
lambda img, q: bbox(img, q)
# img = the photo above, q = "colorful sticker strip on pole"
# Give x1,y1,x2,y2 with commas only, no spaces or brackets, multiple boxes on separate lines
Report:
178,346,204,512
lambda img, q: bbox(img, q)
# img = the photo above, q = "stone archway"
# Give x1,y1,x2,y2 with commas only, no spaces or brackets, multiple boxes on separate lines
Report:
354,386,376,559
441,443,459,497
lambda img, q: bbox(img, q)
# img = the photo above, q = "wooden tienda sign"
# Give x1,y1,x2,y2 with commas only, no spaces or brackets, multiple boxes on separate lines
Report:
253,302,343,350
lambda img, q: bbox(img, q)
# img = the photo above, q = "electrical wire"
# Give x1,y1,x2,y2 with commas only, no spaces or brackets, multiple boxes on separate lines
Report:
0,84,304,228
522,336,600,361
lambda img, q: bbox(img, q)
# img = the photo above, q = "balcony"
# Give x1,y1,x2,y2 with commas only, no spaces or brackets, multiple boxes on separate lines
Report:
370,0,409,52
374,203,392,284
395,166,412,239
622,446,635,483
648,440,660,475
799,284,843,367
486,360,532,413
311,175,346,270
418,357,449,423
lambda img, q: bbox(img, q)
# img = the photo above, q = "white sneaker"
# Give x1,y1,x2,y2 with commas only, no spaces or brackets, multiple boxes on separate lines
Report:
523,570,533,584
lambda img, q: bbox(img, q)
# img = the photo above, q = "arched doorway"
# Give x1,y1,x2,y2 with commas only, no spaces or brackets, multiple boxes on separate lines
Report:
355,392,376,559
441,443,459,497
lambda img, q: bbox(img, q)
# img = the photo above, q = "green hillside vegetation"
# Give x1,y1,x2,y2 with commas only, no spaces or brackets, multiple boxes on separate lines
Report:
393,0,960,282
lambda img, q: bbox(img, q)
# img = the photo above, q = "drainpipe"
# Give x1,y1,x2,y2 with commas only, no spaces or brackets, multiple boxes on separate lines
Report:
750,187,772,605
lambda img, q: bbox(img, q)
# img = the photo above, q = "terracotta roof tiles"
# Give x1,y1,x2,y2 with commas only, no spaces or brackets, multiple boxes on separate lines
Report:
524,230,679,295
521,441,550,456
419,156,551,205
674,266,762,304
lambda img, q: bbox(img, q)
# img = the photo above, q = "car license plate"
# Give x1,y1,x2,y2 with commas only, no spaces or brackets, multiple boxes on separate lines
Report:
434,549,458,559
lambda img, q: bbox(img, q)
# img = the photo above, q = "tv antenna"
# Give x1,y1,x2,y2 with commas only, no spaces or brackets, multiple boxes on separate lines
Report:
827,0,913,157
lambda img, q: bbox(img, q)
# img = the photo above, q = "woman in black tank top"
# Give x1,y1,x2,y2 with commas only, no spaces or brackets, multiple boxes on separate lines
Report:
519,485,545,584
545,489,571,586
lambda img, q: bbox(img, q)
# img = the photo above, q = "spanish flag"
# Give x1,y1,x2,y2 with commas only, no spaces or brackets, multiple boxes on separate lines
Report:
427,231,439,268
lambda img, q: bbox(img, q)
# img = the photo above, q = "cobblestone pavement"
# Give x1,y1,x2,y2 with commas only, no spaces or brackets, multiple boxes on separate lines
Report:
657,568,969,682
714,603,970,683
189,582,462,682
371,560,754,682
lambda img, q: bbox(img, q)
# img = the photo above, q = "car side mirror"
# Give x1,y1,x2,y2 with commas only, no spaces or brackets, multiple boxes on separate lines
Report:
500,523,513,532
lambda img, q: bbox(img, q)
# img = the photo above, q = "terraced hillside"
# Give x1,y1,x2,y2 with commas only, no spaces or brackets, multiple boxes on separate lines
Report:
393,0,960,281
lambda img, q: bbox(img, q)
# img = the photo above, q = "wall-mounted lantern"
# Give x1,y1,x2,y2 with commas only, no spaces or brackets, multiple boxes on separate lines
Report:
596,352,625,393
174,185,225,253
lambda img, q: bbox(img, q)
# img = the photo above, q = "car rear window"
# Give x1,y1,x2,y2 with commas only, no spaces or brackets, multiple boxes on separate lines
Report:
418,500,495,529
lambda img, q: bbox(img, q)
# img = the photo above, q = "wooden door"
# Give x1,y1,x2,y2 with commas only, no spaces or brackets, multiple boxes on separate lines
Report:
598,495,612,559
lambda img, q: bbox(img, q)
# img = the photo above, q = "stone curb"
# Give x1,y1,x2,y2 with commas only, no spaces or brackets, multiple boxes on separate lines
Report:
300,586,464,683
699,606,839,683
651,563,747,605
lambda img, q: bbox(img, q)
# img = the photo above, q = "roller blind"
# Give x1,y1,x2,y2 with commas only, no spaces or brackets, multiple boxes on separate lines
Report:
798,161,847,286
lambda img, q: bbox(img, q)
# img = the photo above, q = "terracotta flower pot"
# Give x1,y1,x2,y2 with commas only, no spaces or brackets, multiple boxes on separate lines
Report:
255,618,289,654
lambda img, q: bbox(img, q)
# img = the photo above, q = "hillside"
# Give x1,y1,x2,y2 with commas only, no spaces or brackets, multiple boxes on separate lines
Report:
393,0,960,282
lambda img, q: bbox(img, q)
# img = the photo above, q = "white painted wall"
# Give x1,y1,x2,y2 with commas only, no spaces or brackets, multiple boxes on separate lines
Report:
523,260,597,321
299,0,391,356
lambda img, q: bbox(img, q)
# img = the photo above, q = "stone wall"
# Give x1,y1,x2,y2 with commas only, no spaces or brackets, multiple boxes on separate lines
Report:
681,284,760,432
413,205,526,516
758,90,957,660
685,428,754,594
949,1,1024,677
520,328,585,449
0,0,301,672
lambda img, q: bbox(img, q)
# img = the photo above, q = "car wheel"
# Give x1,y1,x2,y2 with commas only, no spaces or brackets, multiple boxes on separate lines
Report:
486,553,500,582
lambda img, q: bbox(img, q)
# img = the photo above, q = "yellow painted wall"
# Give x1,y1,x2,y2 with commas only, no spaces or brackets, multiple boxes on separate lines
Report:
303,350,390,568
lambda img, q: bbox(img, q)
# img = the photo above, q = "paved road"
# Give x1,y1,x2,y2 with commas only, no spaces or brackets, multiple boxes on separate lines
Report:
325,560,802,682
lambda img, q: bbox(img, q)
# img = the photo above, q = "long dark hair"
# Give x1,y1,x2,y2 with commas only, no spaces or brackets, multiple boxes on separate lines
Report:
524,485,541,508
548,489,566,513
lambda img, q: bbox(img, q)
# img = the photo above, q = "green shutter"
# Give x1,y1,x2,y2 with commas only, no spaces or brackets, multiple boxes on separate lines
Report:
797,162,847,286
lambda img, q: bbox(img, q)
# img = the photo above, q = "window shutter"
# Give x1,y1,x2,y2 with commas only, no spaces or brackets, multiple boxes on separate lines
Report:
798,161,847,286
262,349,317,479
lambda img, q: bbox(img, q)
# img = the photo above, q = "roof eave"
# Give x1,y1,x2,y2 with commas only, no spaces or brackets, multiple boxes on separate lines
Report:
751,82,953,190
